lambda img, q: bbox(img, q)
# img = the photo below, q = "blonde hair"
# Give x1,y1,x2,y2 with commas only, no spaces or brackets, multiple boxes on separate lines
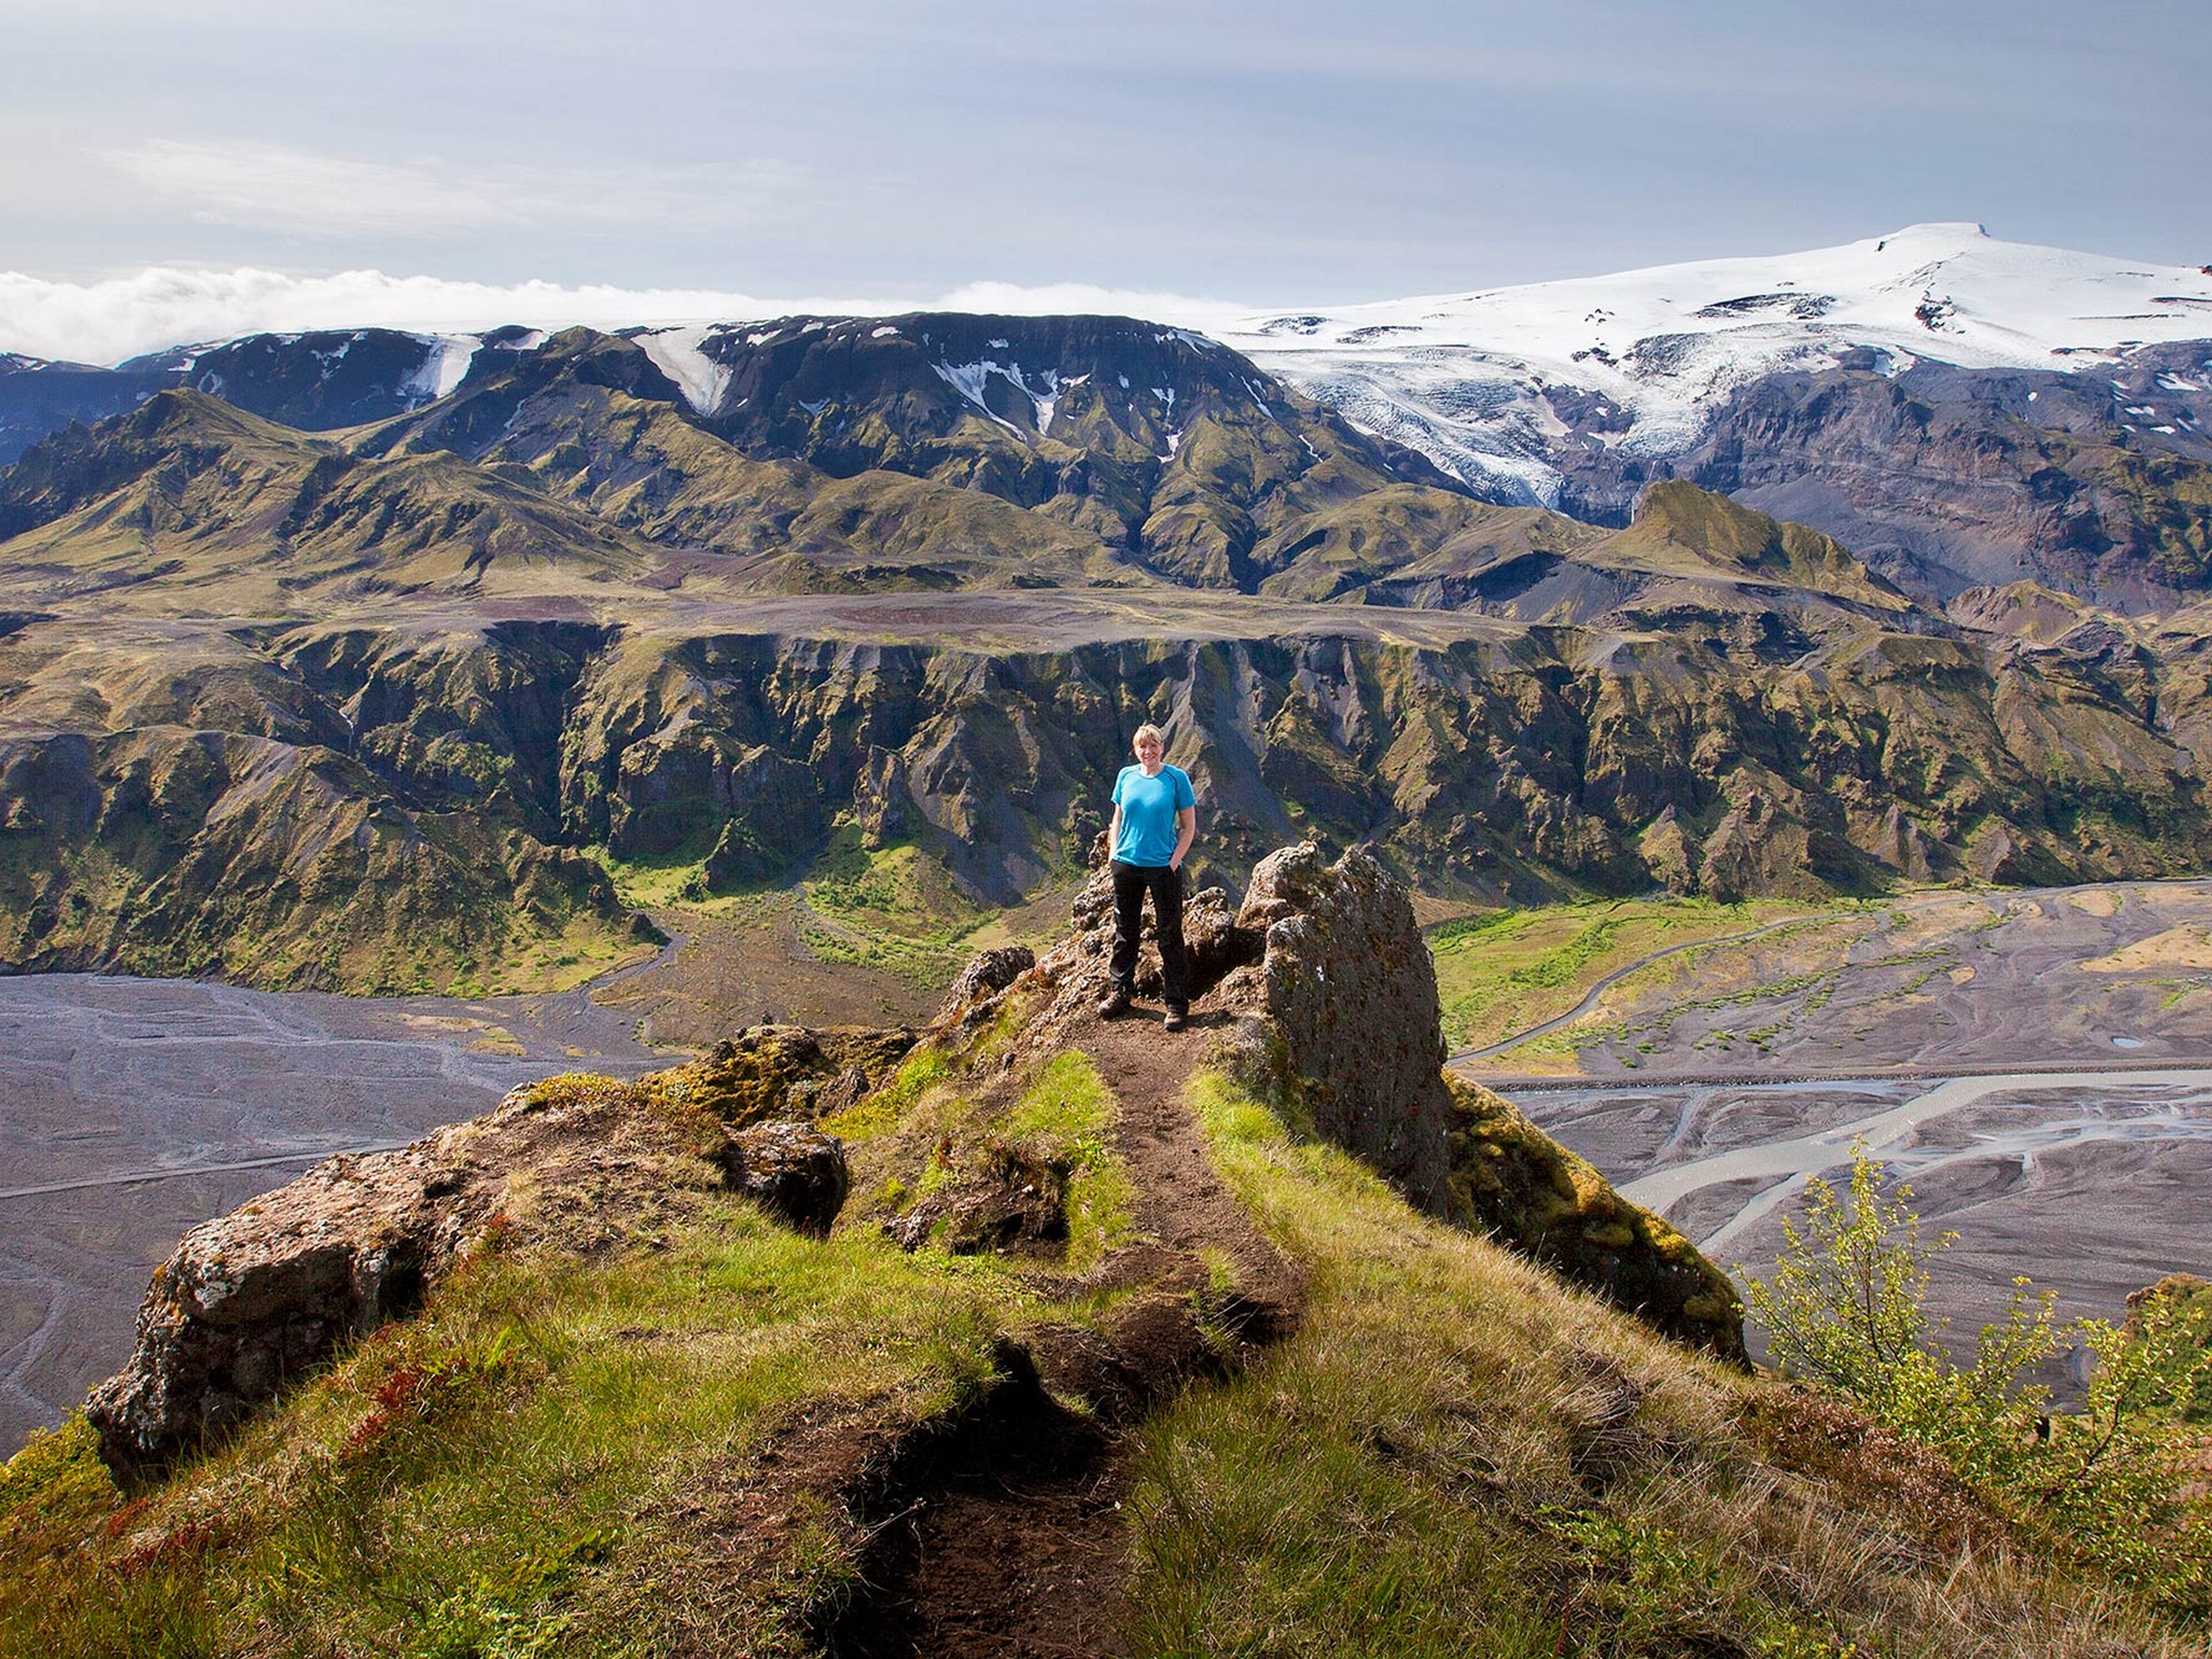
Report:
1132,723,1166,749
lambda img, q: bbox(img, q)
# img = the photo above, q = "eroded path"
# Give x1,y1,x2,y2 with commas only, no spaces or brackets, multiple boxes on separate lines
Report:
831,1008,1302,1659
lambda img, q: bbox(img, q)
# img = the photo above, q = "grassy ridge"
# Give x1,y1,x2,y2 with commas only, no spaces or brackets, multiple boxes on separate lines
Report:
1125,1070,2190,1656
0,1193,1025,1656
3,1009,2194,1654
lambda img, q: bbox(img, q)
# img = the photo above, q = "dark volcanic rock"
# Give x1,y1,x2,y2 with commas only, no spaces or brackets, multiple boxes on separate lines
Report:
938,945,1036,1020
714,1121,850,1236
1231,843,1453,1215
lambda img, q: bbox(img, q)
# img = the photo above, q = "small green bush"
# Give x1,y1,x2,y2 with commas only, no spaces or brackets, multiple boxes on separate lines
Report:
1745,1145,2212,1611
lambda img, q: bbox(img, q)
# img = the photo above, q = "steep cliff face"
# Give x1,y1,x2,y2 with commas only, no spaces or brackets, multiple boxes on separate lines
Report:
1551,352,2212,610
547,613,2209,907
5,566,2209,986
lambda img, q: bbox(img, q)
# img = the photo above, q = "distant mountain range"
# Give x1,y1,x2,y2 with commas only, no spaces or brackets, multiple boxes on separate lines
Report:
7,225,2210,611
4,229,2212,991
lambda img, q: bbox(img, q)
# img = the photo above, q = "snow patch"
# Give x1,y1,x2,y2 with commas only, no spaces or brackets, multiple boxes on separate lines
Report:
637,324,733,416
931,356,1062,441
404,334,480,403
871,325,900,339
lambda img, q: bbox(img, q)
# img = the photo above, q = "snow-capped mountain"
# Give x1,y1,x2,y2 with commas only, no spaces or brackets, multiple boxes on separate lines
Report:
1221,222,2212,504
6,222,2212,607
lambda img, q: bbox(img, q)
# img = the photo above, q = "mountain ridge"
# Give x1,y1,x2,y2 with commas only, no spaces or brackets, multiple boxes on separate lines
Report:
8,226,2212,607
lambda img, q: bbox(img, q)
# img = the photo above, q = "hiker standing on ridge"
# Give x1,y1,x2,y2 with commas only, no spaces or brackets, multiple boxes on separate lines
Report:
1098,722,1197,1032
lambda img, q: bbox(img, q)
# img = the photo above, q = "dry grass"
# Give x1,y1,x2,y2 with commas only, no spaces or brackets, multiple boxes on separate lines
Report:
1120,1067,2197,1657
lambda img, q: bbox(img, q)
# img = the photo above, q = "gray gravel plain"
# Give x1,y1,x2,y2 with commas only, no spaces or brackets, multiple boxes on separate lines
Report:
0,971,671,1452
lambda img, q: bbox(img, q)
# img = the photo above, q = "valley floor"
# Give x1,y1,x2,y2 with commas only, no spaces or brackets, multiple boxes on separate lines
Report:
1452,879,2212,1379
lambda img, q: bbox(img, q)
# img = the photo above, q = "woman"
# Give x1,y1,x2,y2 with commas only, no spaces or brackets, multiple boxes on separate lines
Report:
1098,723,1197,1030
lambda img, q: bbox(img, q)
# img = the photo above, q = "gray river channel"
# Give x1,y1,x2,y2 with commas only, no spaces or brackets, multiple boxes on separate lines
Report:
0,969,674,1452
1510,1066,2212,1380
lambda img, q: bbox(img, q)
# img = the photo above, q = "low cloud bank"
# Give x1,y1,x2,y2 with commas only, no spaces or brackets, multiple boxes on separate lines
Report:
0,267,1241,368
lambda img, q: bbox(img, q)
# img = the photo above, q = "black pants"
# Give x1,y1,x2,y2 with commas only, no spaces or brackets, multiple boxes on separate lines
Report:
1109,860,1187,1008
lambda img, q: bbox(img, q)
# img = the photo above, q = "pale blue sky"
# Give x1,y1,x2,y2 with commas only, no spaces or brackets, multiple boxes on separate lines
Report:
3,0,2206,303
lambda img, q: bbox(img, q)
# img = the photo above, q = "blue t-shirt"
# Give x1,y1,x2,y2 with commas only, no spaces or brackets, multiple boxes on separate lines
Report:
1112,764,1195,866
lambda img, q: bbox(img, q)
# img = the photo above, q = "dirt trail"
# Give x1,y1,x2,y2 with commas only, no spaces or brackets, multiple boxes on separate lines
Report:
1084,1013,1304,1324
824,1007,1304,1659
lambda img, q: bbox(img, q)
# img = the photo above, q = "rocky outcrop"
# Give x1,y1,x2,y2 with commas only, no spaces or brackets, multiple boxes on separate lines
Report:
85,1075,655,1475
713,1122,851,1237
83,1043,889,1477
1018,839,1745,1359
937,945,1035,1020
1221,843,1453,1214
643,1025,916,1124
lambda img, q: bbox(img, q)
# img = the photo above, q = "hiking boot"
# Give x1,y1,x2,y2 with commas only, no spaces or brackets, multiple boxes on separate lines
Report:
1096,987,1132,1020
1163,1004,1188,1033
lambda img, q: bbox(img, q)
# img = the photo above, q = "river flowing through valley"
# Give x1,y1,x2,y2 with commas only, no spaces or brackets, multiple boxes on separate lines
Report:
1509,1068,2212,1380
0,969,674,1452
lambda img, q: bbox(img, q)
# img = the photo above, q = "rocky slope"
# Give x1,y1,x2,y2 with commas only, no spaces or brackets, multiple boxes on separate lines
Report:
1551,351,2212,608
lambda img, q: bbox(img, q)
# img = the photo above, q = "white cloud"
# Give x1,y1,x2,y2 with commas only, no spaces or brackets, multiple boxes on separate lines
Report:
0,266,1242,366
103,140,812,238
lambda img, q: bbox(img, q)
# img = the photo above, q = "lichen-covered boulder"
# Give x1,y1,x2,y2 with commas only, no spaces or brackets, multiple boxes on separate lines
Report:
1229,843,1454,1216
85,1149,447,1477
85,1074,652,1476
642,1025,915,1126
938,945,1036,1020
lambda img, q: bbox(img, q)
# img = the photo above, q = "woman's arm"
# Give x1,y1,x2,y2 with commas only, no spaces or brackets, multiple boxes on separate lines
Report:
1171,804,1196,870
1109,803,1122,855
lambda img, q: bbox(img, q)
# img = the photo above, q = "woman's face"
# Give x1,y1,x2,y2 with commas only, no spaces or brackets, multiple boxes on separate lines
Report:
1133,733,1164,771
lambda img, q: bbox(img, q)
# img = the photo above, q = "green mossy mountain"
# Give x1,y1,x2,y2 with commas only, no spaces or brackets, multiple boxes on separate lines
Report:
6,320,2212,987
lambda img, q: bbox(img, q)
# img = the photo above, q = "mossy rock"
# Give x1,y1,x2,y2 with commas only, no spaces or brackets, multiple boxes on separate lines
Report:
1442,1073,1745,1363
639,1025,917,1128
